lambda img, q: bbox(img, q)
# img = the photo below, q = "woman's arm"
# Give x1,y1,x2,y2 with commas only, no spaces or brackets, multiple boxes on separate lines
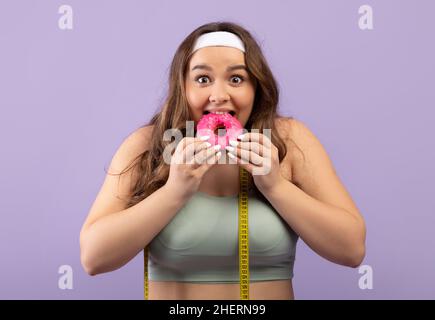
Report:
80,126,190,276
262,177,366,267
262,118,366,267
80,183,189,276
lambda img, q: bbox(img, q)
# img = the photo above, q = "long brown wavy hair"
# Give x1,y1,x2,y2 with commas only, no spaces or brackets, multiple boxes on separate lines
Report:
110,21,303,208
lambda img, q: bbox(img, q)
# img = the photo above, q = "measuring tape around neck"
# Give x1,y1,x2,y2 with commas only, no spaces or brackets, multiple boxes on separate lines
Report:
143,167,250,300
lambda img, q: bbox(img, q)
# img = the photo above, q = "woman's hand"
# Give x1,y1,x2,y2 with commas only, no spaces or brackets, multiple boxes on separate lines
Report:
225,132,285,194
165,136,222,199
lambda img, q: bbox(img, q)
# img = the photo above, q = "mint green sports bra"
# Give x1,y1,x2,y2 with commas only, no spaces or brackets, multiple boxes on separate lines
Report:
147,188,299,283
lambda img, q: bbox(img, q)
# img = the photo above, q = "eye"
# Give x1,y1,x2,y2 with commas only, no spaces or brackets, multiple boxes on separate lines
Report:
194,74,245,85
230,75,244,84
195,75,210,84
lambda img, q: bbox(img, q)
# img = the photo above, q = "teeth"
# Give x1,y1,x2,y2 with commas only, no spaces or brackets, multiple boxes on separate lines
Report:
208,111,230,114
204,110,236,116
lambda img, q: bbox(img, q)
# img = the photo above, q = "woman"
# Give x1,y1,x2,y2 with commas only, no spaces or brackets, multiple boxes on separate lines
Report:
79,21,366,300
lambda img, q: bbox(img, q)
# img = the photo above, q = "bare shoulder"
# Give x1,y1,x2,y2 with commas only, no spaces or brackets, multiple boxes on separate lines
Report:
276,117,362,218
120,125,154,160
274,116,299,145
105,124,155,198
109,125,154,171
274,116,302,163
81,125,154,230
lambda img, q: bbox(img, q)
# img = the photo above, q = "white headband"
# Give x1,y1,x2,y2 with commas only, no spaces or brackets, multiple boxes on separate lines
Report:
192,31,246,53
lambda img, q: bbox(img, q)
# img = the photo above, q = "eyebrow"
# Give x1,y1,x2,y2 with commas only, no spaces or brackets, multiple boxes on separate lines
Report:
191,64,247,72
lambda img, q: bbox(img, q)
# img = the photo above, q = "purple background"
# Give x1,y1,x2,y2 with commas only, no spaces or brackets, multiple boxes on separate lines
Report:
1,0,434,299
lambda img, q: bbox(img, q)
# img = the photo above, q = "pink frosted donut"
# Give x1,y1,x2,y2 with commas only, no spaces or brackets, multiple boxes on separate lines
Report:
197,112,244,150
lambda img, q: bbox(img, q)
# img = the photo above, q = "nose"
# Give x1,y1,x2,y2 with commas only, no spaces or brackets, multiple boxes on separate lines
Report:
209,81,230,104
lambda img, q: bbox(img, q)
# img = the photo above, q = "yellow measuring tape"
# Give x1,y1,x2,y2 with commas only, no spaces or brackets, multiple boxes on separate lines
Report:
143,167,250,300
238,167,250,300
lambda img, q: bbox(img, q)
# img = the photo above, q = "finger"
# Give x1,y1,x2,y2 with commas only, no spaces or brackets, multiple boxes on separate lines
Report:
184,140,212,164
226,151,256,174
237,132,272,149
226,145,265,166
175,137,209,164
189,144,222,168
195,149,223,175
228,140,269,157
226,149,272,176
173,137,196,164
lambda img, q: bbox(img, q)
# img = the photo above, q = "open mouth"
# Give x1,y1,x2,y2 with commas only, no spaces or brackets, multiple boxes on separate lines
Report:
203,110,236,116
